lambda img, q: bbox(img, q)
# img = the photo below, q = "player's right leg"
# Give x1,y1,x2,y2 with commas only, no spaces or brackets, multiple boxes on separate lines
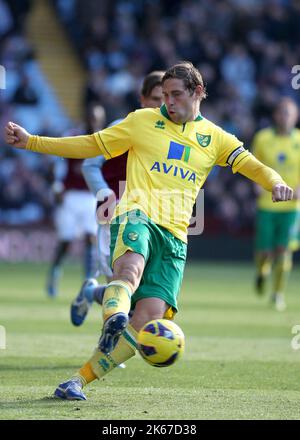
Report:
271,211,297,311
72,210,147,344
289,209,300,252
255,251,272,295
97,211,150,354
98,250,145,354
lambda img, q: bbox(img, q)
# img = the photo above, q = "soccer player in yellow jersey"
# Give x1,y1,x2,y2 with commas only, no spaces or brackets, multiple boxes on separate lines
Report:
4,62,293,400
252,97,300,311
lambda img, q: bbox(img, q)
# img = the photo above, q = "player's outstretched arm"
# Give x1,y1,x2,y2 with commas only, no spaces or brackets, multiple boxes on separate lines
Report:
237,154,293,202
4,121,102,159
4,121,29,149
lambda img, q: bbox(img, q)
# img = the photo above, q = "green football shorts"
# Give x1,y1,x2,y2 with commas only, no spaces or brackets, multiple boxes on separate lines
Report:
110,210,187,315
255,209,298,251
289,210,300,251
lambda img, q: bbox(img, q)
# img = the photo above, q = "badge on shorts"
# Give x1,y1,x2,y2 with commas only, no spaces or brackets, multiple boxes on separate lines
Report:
128,232,139,241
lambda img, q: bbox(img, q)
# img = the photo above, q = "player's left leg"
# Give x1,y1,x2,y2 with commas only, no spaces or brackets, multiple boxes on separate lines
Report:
55,297,168,401
271,211,297,311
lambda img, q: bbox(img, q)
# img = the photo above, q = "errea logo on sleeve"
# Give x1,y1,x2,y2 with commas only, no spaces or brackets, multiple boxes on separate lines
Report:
155,120,165,129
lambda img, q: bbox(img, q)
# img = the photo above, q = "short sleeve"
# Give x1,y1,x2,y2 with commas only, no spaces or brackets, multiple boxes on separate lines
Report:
215,128,250,173
93,112,134,159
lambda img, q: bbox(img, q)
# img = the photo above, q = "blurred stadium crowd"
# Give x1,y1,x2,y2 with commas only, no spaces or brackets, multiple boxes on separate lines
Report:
0,0,299,234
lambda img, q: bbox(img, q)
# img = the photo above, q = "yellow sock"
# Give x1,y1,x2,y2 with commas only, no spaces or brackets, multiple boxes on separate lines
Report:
102,280,132,322
76,362,97,386
256,253,272,277
273,251,292,294
73,324,138,386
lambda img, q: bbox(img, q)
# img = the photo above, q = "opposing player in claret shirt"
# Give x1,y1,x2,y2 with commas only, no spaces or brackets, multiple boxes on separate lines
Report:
4,62,293,401
46,105,106,297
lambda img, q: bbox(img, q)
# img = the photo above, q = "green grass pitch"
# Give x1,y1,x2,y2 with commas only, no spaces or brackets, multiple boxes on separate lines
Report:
0,261,300,420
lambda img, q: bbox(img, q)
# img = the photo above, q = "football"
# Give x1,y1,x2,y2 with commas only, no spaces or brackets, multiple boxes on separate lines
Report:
137,319,185,367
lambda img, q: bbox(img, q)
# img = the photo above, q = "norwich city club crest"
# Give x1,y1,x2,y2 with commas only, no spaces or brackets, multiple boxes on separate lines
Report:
196,133,211,147
128,232,139,241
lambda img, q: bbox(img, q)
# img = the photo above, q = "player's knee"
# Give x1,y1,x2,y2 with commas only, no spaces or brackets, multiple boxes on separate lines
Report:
113,262,142,292
274,246,288,257
130,310,164,332
130,299,168,331
260,250,272,259
113,253,144,291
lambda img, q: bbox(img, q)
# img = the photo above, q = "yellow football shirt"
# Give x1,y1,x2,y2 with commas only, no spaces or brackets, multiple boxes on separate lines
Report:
93,105,250,242
252,128,300,211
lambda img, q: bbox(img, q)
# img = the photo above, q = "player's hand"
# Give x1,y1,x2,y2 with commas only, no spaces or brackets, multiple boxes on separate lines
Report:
272,183,293,202
4,121,30,149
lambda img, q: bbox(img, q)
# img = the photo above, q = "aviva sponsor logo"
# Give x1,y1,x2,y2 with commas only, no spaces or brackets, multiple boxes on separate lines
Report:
167,141,191,163
150,162,196,183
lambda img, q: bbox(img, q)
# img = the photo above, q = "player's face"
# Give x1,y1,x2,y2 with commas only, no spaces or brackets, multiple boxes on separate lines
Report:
162,78,201,124
141,85,163,108
274,101,299,133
